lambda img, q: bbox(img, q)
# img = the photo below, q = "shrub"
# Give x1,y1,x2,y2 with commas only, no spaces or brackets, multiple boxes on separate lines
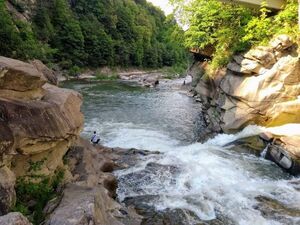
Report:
172,0,299,71
13,169,65,225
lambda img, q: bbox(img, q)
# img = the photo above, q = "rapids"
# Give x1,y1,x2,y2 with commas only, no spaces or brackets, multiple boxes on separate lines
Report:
63,79,300,225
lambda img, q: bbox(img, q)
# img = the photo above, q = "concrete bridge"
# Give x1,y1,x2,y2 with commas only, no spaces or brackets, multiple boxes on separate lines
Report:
224,0,299,29
222,0,285,9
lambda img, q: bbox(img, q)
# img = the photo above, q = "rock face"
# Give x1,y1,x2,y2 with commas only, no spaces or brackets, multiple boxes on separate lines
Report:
0,212,32,225
46,138,142,225
0,166,16,215
0,56,83,179
0,56,83,219
190,35,300,133
190,35,300,173
226,132,300,175
264,135,300,175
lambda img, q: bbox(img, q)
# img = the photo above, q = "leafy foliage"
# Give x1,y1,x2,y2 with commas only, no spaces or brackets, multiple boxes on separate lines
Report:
171,0,299,69
13,170,65,225
0,0,48,60
1,0,188,70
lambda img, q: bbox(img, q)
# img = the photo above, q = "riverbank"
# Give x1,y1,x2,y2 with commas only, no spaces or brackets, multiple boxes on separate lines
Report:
60,65,188,86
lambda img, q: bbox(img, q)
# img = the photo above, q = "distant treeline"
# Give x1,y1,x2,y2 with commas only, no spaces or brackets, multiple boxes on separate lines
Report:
0,0,188,70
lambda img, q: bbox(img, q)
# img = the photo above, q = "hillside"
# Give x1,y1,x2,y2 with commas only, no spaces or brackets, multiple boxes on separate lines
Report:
0,0,187,72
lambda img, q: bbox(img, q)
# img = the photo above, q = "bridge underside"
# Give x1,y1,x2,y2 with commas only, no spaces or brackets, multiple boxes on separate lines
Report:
222,0,285,10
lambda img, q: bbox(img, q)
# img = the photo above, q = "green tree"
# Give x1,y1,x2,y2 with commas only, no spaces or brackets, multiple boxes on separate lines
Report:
171,0,298,69
51,0,85,68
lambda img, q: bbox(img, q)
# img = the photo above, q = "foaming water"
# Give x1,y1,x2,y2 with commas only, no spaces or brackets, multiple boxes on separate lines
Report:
63,80,300,225
117,126,300,224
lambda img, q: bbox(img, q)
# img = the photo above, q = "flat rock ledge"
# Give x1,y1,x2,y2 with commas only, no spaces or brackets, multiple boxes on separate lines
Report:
44,138,143,225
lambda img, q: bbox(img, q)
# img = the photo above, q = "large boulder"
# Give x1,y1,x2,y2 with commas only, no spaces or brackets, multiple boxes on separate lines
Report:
0,56,46,100
216,36,300,132
0,212,32,225
45,184,123,225
31,60,58,85
265,135,300,175
45,138,142,225
0,57,83,178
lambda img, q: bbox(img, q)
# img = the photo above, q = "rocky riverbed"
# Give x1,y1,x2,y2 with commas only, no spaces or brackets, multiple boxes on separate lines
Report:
1,36,300,224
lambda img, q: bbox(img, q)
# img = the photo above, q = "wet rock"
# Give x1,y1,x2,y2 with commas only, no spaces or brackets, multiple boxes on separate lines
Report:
265,136,300,175
124,196,234,225
124,195,194,225
103,174,118,198
0,212,32,225
0,166,16,215
113,148,160,169
255,196,300,225
118,162,180,196
225,135,267,156
100,160,116,172
142,76,159,88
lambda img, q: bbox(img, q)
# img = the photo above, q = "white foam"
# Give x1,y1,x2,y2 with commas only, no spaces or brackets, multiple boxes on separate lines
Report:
114,124,300,225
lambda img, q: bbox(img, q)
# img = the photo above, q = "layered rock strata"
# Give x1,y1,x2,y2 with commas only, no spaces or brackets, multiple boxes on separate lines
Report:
45,138,142,225
0,56,83,215
189,35,300,173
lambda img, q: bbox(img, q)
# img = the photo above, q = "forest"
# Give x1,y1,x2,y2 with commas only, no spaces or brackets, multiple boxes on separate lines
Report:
0,0,187,72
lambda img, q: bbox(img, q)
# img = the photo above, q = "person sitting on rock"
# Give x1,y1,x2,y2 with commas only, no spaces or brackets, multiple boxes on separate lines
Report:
91,131,100,145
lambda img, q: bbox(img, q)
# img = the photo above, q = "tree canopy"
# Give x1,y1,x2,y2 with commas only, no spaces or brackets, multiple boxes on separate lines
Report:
0,0,188,70
171,0,299,68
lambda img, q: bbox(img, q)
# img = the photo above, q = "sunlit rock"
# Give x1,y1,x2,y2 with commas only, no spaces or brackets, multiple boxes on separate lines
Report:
0,56,46,100
192,35,300,133
0,57,83,178
270,34,294,51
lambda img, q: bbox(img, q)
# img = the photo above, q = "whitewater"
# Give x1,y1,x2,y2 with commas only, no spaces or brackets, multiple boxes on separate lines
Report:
64,80,300,225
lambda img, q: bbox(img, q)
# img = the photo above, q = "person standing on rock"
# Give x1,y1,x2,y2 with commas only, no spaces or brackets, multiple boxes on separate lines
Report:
91,131,100,145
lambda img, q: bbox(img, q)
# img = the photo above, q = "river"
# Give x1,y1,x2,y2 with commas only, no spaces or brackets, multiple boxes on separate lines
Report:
63,79,300,225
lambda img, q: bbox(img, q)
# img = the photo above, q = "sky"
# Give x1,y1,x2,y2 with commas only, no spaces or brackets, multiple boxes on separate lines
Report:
147,0,173,15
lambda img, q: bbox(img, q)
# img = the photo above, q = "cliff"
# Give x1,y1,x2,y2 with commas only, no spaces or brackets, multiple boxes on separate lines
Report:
190,35,300,174
0,56,141,225
0,56,83,215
